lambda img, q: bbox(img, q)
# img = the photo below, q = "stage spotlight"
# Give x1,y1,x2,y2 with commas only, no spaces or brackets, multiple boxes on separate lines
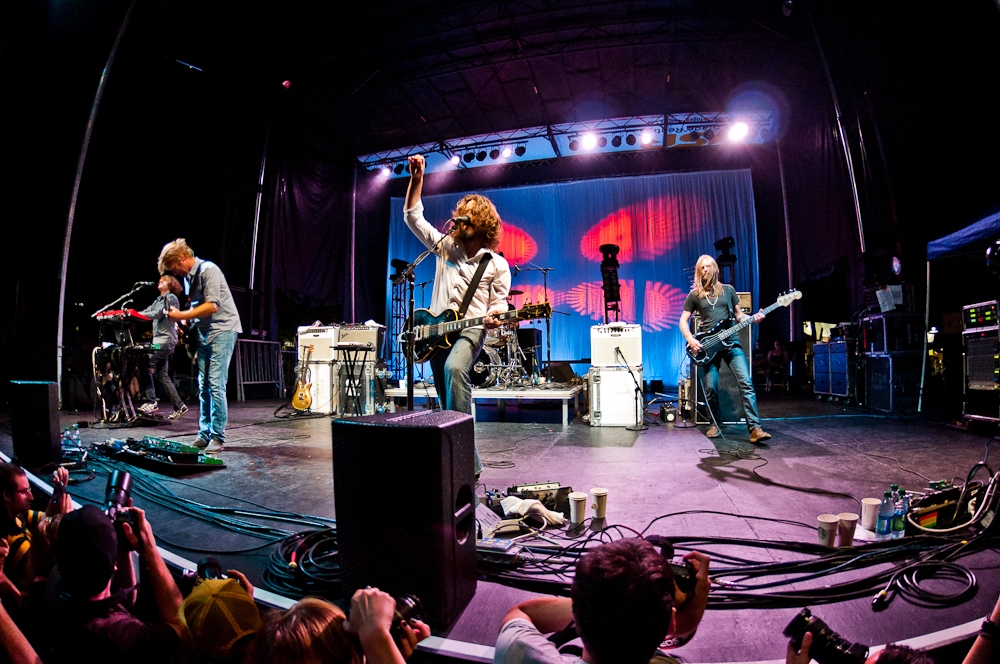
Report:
451,154,460,165
569,138,580,151
640,130,652,145
476,150,487,161
982,240,998,276
393,163,405,175
728,122,749,141
704,128,715,141
625,133,636,146
490,148,500,160
582,133,597,150
599,244,621,303
464,152,475,163
597,136,607,148
690,130,701,141
612,135,623,147
514,144,526,156
501,146,512,158
380,165,391,177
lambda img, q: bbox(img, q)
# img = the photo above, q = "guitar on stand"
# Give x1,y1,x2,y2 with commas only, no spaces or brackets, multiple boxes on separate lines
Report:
291,345,314,412
410,303,552,363
687,290,802,366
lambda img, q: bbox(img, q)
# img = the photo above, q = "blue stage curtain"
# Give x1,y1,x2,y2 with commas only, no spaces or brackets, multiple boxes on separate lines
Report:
388,169,759,384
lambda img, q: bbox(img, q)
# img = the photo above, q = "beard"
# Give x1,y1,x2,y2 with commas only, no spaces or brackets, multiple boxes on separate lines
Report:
453,222,478,242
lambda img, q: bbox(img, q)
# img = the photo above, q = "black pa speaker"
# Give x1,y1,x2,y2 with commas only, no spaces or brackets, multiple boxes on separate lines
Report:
332,410,477,627
9,381,60,470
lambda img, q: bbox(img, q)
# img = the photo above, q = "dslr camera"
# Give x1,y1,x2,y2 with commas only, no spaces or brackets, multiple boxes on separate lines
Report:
390,594,425,650
784,608,868,664
103,469,136,527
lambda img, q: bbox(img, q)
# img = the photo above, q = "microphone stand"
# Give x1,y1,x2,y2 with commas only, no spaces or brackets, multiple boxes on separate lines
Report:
91,283,148,318
522,263,565,382
616,347,647,432
392,234,451,410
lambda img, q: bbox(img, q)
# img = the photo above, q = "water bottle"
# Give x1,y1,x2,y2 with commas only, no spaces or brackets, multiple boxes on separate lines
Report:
892,489,909,539
72,424,82,447
876,490,894,540
61,427,72,449
890,483,900,504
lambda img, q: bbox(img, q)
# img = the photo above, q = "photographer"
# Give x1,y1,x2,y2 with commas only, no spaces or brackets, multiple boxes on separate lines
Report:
786,630,934,664
493,538,711,664
0,463,71,591
36,504,184,663
345,587,431,664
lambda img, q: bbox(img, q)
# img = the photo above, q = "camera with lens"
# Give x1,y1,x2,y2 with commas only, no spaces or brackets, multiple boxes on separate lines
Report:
783,608,868,664
197,557,226,580
390,594,425,649
103,469,136,528
669,558,697,595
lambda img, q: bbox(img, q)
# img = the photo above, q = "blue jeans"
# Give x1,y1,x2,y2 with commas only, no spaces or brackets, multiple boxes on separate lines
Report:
196,331,238,443
430,328,484,474
702,344,760,430
144,347,184,410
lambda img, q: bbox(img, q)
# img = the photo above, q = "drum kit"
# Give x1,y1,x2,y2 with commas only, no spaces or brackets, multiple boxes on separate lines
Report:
471,289,541,388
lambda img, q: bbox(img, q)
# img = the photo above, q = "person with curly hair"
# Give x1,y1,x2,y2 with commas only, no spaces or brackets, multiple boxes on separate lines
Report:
404,154,512,478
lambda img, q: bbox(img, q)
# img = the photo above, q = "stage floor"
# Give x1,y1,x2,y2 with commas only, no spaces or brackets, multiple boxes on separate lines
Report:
1,392,995,663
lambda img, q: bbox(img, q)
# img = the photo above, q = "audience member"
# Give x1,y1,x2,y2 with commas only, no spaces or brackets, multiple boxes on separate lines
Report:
345,587,432,664
36,504,184,663
787,634,934,664
0,463,71,590
180,572,262,662
0,598,41,664
963,585,1000,663
493,538,710,664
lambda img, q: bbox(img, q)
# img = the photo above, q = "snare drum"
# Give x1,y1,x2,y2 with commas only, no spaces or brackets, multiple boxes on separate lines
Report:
471,347,502,387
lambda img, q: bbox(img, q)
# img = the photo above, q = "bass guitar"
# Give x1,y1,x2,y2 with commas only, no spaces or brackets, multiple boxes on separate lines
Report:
291,345,314,411
410,303,552,363
687,290,802,366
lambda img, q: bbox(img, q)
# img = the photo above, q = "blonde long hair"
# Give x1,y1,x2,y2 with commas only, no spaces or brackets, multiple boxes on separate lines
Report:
692,254,724,299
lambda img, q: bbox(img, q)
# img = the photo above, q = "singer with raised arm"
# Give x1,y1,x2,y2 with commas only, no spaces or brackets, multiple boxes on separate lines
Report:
404,154,511,478
679,254,771,444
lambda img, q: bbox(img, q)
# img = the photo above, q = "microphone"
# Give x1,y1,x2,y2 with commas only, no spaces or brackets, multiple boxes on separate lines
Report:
137,281,157,286
449,215,470,225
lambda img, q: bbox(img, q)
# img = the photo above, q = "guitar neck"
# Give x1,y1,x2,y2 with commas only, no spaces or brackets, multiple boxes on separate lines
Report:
717,300,784,340
434,308,522,334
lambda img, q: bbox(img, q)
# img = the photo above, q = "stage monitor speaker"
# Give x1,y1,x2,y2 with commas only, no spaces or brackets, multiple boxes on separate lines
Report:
9,381,60,470
548,362,577,384
690,326,752,425
332,410,476,628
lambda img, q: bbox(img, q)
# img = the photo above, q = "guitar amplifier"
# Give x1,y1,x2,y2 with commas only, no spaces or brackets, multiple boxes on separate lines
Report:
296,327,341,415
591,324,642,367
337,325,383,361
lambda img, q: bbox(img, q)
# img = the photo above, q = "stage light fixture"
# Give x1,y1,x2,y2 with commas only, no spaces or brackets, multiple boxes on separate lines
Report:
612,135,623,147
599,243,622,304
393,163,405,175
514,144,526,156
597,136,608,148
625,133,636,146
690,130,701,141
380,165,391,177
464,152,475,163
582,133,597,150
490,148,500,160
704,128,716,141
450,154,460,165
640,130,652,145
569,137,580,151
501,146,512,158
728,122,749,141
476,150,487,161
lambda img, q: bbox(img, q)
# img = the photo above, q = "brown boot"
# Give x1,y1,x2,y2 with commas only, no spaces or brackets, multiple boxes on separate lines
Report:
705,425,721,438
749,427,771,444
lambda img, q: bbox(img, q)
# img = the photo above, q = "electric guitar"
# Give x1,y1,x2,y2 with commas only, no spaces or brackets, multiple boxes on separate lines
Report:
291,345,314,411
410,303,552,363
687,290,802,366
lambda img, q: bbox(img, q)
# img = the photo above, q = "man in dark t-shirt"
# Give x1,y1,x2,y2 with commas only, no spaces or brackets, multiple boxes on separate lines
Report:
679,255,771,444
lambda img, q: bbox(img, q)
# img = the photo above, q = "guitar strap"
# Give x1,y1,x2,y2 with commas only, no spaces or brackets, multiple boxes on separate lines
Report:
457,253,493,320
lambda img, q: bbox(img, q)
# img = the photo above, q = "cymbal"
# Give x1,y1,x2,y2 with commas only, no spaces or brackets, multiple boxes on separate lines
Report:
508,289,524,296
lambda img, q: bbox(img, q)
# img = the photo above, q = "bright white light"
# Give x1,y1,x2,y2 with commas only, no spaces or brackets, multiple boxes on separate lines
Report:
380,166,391,177
728,122,749,141
640,130,652,145
501,146,512,158
451,155,460,165
581,133,597,150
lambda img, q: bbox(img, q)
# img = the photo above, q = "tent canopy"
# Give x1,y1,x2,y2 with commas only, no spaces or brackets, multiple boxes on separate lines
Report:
927,210,1000,259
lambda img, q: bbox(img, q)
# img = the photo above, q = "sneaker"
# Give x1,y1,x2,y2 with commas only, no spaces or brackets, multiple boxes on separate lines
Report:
205,440,225,454
169,405,189,420
705,425,721,438
138,402,158,414
749,427,772,444
193,437,210,449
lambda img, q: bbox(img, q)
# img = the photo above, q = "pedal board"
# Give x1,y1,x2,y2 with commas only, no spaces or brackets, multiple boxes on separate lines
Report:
93,437,226,475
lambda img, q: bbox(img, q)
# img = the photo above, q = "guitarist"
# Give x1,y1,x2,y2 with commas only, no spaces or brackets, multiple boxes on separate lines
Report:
405,154,512,478
679,255,771,444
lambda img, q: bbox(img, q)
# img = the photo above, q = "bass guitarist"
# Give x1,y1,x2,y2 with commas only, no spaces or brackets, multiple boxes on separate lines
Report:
404,154,511,477
679,254,771,444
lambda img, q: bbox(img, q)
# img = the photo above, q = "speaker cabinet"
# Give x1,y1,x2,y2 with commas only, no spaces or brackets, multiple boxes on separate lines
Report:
10,381,60,470
332,410,476,627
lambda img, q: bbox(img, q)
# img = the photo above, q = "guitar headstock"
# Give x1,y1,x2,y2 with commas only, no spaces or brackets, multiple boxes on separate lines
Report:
518,302,552,320
778,290,803,307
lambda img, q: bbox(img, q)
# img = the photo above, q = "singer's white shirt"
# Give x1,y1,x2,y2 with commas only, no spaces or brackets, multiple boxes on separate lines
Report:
404,201,510,323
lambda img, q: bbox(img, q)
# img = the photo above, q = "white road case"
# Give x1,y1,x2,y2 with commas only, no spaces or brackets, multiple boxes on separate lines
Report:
589,365,643,427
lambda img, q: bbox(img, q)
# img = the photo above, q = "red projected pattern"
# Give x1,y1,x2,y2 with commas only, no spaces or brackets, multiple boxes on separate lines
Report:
506,282,686,332
562,281,637,322
642,282,689,331
497,223,537,266
579,197,686,263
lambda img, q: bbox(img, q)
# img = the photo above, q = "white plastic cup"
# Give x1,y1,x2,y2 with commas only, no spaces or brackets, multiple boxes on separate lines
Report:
861,498,881,531
590,488,609,519
569,492,588,526
817,514,839,547
837,512,859,547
